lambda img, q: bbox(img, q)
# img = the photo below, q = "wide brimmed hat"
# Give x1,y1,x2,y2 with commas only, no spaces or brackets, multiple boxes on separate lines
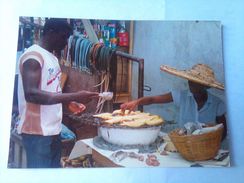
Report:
160,64,224,90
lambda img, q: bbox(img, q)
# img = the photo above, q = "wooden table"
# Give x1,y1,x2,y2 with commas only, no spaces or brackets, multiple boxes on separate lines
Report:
92,149,122,167
82,138,230,168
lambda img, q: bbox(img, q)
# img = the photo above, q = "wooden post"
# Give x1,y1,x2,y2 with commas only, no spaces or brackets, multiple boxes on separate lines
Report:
82,19,99,43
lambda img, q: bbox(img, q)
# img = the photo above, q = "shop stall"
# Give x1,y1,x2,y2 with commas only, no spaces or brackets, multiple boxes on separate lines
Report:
8,17,229,168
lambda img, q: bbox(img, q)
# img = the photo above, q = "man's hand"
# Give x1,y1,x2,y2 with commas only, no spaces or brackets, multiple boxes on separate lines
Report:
77,91,99,103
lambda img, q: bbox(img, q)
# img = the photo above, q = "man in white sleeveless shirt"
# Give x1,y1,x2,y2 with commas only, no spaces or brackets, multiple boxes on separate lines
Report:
17,18,98,168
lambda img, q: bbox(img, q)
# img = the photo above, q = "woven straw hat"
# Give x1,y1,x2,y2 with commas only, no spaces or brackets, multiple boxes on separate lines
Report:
160,64,224,90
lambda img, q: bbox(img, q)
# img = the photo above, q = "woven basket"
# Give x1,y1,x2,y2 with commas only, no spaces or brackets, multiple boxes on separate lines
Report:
168,126,223,161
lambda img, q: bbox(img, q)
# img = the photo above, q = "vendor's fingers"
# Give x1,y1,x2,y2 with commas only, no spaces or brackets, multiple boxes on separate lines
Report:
120,103,127,111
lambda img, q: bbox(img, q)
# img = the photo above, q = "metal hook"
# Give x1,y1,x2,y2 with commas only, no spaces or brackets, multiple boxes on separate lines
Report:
144,85,152,92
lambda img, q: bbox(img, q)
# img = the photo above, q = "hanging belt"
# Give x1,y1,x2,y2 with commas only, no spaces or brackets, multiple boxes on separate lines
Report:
70,36,79,67
74,37,83,68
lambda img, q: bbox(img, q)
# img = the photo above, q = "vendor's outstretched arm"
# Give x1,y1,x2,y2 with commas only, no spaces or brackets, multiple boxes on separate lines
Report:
120,92,173,112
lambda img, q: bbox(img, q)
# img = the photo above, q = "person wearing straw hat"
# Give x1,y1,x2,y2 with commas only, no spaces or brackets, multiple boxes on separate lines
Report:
120,64,227,138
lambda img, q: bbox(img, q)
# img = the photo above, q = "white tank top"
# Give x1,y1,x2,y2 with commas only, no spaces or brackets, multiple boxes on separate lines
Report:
17,44,62,136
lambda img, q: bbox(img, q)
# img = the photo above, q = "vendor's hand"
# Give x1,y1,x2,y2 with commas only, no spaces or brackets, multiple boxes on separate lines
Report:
120,100,139,113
